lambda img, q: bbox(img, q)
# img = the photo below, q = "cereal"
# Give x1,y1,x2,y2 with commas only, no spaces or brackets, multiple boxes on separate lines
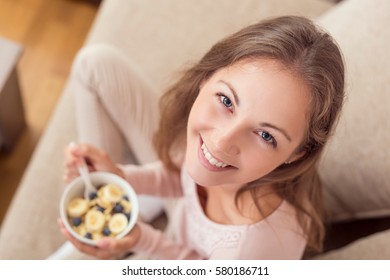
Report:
66,183,131,240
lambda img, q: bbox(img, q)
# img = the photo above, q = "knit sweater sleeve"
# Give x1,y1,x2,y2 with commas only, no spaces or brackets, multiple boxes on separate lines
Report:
131,222,204,260
117,161,183,198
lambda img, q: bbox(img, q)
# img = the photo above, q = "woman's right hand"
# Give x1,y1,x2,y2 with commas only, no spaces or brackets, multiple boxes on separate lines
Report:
63,142,124,183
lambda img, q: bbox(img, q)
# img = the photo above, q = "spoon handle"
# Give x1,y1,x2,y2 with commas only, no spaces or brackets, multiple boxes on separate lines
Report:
77,157,96,199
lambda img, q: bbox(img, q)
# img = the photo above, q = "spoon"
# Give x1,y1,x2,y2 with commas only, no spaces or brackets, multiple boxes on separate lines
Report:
77,157,97,199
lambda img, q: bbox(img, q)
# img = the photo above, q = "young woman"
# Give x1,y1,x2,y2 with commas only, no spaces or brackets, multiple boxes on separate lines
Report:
55,15,345,259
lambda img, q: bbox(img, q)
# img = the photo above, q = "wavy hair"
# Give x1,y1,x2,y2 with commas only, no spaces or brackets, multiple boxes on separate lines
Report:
153,16,345,253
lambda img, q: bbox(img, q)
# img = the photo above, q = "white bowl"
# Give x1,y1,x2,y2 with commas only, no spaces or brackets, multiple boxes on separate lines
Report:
60,172,139,246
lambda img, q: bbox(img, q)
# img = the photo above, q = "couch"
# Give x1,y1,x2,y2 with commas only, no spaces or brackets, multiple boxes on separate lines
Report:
0,0,389,259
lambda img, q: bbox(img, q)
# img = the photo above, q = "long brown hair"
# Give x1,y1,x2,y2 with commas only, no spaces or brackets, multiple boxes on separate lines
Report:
153,16,345,253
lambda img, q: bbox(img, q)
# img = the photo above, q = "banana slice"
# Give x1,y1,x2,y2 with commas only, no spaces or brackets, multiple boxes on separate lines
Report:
101,184,123,203
85,209,105,233
108,213,128,234
67,197,89,217
96,197,111,209
120,199,132,213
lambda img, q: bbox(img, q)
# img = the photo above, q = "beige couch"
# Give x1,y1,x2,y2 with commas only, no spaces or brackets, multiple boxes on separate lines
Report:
1,0,389,259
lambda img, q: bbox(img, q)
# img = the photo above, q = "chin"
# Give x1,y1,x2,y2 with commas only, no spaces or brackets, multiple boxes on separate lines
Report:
185,160,205,185
185,161,237,189
184,158,213,187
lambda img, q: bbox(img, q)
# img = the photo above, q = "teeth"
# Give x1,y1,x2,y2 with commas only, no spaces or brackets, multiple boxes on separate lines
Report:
201,143,228,168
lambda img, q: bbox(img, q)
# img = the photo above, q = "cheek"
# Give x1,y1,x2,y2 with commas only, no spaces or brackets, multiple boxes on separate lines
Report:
188,97,218,132
243,151,279,173
240,146,291,180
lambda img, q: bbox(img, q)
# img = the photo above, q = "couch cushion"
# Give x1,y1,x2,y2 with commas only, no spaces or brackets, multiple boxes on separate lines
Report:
314,228,390,259
86,0,333,91
317,0,390,221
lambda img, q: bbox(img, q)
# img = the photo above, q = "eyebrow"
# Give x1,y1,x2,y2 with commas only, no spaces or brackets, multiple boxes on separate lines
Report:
217,80,240,106
260,122,292,142
218,80,292,142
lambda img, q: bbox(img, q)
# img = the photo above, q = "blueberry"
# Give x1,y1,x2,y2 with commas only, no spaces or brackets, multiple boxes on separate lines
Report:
72,217,82,227
122,195,129,201
125,213,131,221
85,232,92,239
102,227,111,236
97,206,105,213
88,192,97,200
113,203,124,213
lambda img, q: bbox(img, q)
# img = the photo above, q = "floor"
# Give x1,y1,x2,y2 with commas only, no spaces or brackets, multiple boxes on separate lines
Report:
0,0,99,225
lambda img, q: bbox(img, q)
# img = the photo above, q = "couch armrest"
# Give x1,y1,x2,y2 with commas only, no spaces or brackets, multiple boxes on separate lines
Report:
0,85,76,259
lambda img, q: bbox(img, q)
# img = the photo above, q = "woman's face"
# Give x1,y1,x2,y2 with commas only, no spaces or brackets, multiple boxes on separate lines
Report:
185,59,311,189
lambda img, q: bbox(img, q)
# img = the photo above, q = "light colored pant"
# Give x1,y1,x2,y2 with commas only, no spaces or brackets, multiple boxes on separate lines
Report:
74,44,159,165
49,44,163,259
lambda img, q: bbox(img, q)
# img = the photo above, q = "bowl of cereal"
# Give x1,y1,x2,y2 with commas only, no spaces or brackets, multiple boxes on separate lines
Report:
60,172,139,246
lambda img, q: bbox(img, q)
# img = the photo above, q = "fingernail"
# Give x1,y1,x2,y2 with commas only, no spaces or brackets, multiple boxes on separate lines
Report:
68,142,77,148
69,142,80,155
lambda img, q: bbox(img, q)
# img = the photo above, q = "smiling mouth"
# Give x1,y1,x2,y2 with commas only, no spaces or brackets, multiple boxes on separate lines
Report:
200,140,232,169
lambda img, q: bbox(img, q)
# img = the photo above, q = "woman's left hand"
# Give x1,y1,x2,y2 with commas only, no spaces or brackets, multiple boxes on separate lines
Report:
58,218,140,259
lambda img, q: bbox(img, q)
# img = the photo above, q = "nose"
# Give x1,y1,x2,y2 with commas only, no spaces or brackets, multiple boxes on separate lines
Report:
211,125,241,156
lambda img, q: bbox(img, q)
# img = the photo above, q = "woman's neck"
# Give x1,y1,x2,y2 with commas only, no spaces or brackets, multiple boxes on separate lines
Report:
201,184,282,225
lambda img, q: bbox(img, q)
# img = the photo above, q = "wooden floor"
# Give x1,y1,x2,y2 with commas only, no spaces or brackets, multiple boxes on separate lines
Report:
0,0,98,225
